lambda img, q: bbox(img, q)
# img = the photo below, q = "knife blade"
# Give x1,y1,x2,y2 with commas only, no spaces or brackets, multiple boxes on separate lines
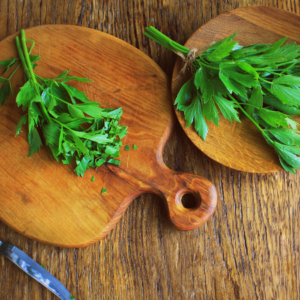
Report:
0,240,73,300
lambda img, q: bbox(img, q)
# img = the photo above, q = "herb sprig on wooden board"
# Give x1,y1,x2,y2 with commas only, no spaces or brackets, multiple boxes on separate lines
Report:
145,27,300,174
0,29,127,177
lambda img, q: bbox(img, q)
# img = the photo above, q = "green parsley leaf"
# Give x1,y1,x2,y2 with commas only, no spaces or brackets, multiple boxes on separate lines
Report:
202,99,219,126
125,145,130,151
214,95,240,122
16,114,28,136
244,53,287,66
278,155,296,174
194,68,213,103
219,71,247,99
91,175,95,182
70,132,89,155
16,81,36,110
133,144,138,150
53,69,70,80
62,83,90,103
206,33,238,62
75,155,91,177
268,128,300,145
101,188,108,194
73,103,111,118
1,58,18,74
0,82,9,106
271,84,300,107
0,59,16,69
274,142,300,171
107,159,121,165
28,127,43,157
277,43,300,61
68,104,85,118
258,108,289,128
95,158,105,167
175,77,196,109
266,37,287,54
273,75,300,85
246,86,263,116
181,95,209,140
235,61,259,79
286,118,298,130
263,96,300,116
62,76,93,83
222,69,258,88
42,123,61,146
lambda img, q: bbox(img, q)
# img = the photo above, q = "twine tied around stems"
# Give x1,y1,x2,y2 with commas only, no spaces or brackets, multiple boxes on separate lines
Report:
174,42,215,73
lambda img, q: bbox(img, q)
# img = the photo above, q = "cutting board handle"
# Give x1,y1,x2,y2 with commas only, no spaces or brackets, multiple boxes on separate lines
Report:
108,161,217,230
151,163,217,230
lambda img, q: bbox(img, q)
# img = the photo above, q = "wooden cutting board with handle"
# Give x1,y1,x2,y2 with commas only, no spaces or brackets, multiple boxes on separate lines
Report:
0,25,217,248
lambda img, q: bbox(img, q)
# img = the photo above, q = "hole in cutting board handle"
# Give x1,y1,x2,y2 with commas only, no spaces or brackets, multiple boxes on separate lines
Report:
181,193,201,210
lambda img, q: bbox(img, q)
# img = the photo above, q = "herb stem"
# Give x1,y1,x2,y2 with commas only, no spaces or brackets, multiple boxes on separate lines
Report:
238,102,260,108
280,62,296,75
8,63,21,80
38,84,70,105
20,30,51,123
15,36,30,80
259,77,273,84
20,30,38,87
197,59,219,70
228,95,262,132
34,74,45,84
228,94,274,145
263,71,281,76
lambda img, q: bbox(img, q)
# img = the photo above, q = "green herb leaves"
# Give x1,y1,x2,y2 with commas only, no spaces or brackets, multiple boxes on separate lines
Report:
28,127,43,156
145,27,300,173
214,95,240,122
0,29,127,177
0,82,9,106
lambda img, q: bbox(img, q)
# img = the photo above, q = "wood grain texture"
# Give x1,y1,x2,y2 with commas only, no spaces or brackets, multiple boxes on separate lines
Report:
171,6,300,173
0,1,300,300
0,25,217,247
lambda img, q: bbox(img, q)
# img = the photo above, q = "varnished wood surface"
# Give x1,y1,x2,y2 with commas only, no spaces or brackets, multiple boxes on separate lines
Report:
0,25,216,247
0,1,300,299
172,7,300,173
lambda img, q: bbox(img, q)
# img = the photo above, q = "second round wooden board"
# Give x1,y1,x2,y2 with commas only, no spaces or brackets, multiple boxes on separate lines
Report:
172,6,300,173
0,26,217,248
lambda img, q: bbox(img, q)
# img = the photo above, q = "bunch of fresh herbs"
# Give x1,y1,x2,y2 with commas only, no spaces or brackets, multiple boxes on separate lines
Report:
145,26,300,174
0,29,127,177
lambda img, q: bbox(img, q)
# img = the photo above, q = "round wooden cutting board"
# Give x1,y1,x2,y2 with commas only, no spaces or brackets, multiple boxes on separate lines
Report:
0,26,217,247
172,6,300,173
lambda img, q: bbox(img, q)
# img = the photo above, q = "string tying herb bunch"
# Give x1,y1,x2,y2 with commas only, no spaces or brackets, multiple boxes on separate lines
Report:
0,29,127,177
145,26,300,174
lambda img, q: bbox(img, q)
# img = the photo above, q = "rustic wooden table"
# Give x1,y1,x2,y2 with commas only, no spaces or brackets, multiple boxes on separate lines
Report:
1,1,300,299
